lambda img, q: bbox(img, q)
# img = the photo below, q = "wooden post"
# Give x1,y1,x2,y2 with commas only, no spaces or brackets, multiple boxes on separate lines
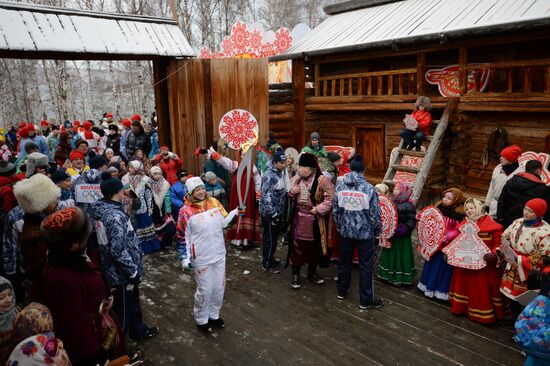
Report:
524,67,531,93
417,52,425,96
153,57,171,147
293,59,305,149
314,64,320,97
203,59,213,145
459,47,468,96
545,66,550,93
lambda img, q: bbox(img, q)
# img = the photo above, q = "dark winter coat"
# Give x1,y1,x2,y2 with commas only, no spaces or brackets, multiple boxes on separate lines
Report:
106,133,121,156
88,199,144,287
497,172,550,228
125,126,151,160
259,162,286,217
393,200,416,237
20,213,47,303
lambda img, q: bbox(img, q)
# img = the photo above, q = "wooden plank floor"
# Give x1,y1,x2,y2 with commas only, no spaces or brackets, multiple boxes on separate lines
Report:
135,244,523,366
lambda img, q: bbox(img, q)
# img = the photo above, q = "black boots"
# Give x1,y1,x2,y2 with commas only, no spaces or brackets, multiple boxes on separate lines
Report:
291,266,301,289
307,265,325,285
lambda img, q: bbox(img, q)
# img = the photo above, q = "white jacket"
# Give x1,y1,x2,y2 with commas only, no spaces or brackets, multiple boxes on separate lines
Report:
485,164,523,217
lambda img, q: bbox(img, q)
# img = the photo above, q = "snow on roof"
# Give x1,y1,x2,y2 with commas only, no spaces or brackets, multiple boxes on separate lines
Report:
0,1,194,57
276,0,550,59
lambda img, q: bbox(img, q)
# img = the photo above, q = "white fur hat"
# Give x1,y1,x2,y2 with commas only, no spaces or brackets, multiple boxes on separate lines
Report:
185,176,204,195
14,174,61,213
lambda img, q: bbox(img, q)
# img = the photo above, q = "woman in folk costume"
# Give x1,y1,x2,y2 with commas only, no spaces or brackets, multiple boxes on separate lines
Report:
288,153,334,289
122,161,161,254
377,182,417,285
41,207,125,366
208,148,261,249
150,166,176,250
418,188,465,300
0,276,18,365
177,177,238,333
500,198,550,319
7,333,71,366
448,198,506,324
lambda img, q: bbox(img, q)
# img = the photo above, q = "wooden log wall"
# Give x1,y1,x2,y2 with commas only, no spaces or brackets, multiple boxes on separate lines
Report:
447,111,550,197
167,58,269,175
268,83,295,149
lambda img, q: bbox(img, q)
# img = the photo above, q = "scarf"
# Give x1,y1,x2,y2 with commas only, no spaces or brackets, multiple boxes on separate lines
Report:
435,188,465,222
464,198,484,223
7,333,62,366
11,303,53,348
502,161,519,176
393,181,413,203
524,217,543,227
0,276,16,334
127,160,150,196
150,167,170,209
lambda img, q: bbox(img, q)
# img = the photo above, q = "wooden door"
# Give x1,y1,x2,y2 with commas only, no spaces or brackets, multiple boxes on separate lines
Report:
354,125,385,173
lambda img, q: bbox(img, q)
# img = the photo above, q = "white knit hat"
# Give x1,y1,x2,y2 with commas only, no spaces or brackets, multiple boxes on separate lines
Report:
185,176,204,194
14,174,61,213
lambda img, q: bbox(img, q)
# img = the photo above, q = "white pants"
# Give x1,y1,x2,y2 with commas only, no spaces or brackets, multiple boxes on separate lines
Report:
193,258,226,325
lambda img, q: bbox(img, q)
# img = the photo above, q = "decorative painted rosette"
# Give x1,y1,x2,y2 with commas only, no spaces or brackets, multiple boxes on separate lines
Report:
378,194,398,248
416,206,446,260
218,109,258,152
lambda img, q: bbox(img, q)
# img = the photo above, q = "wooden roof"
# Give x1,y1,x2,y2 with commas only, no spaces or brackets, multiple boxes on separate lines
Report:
0,1,194,59
272,0,550,60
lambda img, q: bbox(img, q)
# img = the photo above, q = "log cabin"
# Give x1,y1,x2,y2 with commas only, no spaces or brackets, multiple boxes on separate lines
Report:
270,0,550,206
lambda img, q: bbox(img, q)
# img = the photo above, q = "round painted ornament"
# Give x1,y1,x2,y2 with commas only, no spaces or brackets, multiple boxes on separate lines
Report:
378,194,398,248
218,109,259,152
416,206,446,261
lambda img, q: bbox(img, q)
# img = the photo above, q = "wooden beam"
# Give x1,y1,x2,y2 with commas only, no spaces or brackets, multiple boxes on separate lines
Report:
153,58,171,147
459,47,468,96
293,59,306,149
203,59,213,145
417,52,425,96
314,64,320,97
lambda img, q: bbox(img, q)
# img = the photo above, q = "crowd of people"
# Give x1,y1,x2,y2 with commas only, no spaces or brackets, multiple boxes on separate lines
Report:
0,105,548,365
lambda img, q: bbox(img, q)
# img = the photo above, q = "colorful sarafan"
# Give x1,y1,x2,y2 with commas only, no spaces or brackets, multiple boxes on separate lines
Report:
416,206,447,260
443,220,491,270
378,194,398,249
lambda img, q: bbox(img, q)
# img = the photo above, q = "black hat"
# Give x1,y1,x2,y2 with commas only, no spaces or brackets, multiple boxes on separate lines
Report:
51,169,71,184
272,151,287,164
100,172,123,196
177,169,188,180
108,124,118,132
350,155,365,173
0,161,16,177
298,153,318,169
89,155,107,170
327,152,340,163
75,139,88,147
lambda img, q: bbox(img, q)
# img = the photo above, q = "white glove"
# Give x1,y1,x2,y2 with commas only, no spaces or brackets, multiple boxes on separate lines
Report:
181,257,191,272
206,146,216,160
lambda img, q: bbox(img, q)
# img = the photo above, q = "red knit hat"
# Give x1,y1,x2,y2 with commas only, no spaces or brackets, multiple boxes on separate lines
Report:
18,121,26,128
121,119,131,128
500,145,522,163
26,123,35,132
69,150,85,161
130,114,141,122
18,127,29,138
73,120,81,127
525,198,548,218
40,120,49,127
83,121,92,130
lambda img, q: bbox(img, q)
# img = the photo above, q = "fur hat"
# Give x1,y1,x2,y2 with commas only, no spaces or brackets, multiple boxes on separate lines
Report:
14,174,61,213
415,96,432,111
40,207,91,249
500,145,522,163
350,155,365,173
186,176,204,194
526,198,547,218
26,152,49,178
298,153,318,169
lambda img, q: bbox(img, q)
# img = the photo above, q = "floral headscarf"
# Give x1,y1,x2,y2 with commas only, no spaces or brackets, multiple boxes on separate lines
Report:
463,198,484,223
126,160,150,196
11,303,54,349
393,181,413,203
0,276,17,334
149,166,170,209
7,333,69,366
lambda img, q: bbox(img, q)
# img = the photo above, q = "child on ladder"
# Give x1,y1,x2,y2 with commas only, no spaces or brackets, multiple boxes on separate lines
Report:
400,96,432,151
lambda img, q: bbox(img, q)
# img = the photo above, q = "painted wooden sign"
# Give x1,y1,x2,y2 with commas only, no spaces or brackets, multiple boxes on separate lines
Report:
218,109,258,152
378,194,398,249
443,221,491,270
425,64,490,97
417,206,446,261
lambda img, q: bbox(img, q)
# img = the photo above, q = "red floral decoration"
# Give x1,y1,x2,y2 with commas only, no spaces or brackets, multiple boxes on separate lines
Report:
218,109,258,150
199,47,212,59
231,21,251,55
249,29,263,54
221,36,234,57
273,27,292,54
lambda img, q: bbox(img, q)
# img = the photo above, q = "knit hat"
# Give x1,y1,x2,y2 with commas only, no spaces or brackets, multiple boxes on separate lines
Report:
525,198,548,218
40,120,49,127
105,113,114,122
327,152,340,163
500,145,522,163
63,120,72,129
350,155,365,172
298,153,318,169
272,151,287,164
177,169,188,180
100,172,123,196
130,114,141,122
186,176,204,194
51,169,71,184
83,121,93,130
150,166,163,175
69,150,85,161
0,161,16,177
14,174,61,213
309,132,320,141
89,155,107,170
26,152,49,177
121,119,132,128
40,207,91,247
26,123,35,132
73,120,81,127
204,171,217,181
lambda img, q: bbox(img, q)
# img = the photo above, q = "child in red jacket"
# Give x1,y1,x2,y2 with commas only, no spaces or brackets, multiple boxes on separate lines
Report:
400,96,432,151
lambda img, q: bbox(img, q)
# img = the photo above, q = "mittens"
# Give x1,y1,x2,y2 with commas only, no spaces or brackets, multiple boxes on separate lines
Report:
483,252,497,262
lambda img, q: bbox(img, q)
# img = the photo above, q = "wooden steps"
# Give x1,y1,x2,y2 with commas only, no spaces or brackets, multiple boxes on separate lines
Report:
382,99,459,203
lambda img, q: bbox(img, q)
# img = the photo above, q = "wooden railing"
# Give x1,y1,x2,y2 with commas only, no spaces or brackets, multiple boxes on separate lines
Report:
466,59,550,95
314,68,417,97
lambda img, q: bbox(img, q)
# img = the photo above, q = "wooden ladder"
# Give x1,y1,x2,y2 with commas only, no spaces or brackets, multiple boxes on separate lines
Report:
383,98,459,203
